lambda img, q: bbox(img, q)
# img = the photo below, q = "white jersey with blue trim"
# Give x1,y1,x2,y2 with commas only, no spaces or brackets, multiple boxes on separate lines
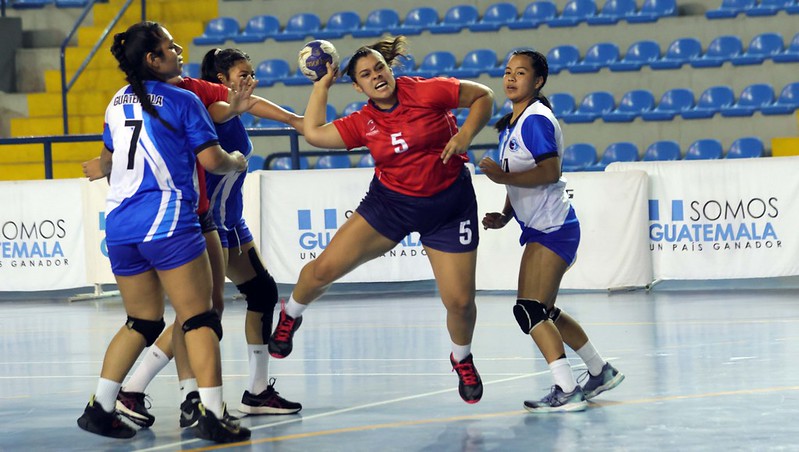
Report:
498,100,572,233
103,81,219,245
206,116,252,230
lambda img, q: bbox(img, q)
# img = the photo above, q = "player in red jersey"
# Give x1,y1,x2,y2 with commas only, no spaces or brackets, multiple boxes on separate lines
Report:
267,36,494,404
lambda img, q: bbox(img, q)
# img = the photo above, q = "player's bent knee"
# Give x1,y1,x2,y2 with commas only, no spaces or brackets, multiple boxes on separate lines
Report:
513,299,549,335
126,316,166,347
181,310,223,341
236,273,278,314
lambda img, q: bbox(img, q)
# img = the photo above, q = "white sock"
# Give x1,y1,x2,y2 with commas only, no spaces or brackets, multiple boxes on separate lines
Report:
284,295,308,318
198,386,224,418
124,345,171,393
451,342,472,363
248,344,270,394
95,378,121,413
575,341,606,376
549,358,577,393
180,378,198,400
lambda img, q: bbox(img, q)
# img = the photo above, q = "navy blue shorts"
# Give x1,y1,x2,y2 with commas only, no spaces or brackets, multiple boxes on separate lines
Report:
108,229,207,276
219,218,254,249
518,207,580,266
356,168,479,253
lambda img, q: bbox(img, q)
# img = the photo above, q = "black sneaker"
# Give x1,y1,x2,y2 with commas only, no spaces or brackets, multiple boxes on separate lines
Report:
196,403,251,444
450,353,483,404
179,391,201,428
115,390,155,428
268,300,303,359
239,378,302,415
77,395,136,439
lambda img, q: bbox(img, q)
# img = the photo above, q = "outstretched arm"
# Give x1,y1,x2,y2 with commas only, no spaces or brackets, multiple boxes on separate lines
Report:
302,62,347,149
441,80,494,164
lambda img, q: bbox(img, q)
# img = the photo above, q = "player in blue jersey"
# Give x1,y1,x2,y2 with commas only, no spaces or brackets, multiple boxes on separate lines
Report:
76,22,250,443
480,49,624,413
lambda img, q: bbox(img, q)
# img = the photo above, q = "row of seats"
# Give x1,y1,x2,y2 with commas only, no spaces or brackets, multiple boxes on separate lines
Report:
706,0,799,18
9,0,88,7
193,0,676,45
558,137,765,171
548,82,799,123
256,153,374,171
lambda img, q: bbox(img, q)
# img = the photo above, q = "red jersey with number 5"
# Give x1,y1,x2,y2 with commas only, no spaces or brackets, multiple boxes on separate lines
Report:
333,76,466,197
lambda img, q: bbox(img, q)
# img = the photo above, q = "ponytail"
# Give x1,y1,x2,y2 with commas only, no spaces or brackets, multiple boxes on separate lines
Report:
346,35,409,80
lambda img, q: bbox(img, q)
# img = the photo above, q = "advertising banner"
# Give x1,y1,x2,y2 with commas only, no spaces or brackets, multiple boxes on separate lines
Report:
83,179,116,285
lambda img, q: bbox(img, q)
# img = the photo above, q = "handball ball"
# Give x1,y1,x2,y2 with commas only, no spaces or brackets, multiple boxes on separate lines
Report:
298,40,340,82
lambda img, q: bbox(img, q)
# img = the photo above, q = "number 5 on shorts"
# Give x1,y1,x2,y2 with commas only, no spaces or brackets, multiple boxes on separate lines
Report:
459,220,472,245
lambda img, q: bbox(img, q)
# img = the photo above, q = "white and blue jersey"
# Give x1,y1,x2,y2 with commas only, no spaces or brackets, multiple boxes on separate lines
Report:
206,116,252,231
497,100,576,234
102,81,219,246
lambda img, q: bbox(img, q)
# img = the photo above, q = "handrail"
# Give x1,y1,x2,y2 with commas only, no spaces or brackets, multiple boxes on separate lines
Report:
0,128,302,179
60,0,145,135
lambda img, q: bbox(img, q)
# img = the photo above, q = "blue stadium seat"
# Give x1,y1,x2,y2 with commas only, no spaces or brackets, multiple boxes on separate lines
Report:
392,54,417,76
316,11,361,39
762,82,799,115
316,154,352,169
274,13,321,41
470,2,520,31
240,112,259,128
726,137,764,158
247,155,266,172
650,38,703,69
691,35,744,68
491,98,513,124
455,109,469,127
181,63,200,79
546,45,581,74
590,142,639,170
259,106,295,129
353,9,401,37
603,89,656,122
283,68,314,86
55,0,88,6
706,0,756,18
787,0,799,12
342,101,367,117
271,156,310,170
549,93,577,118
549,0,598,26
388,7,440,35
564,91,615,123
415,51,457,77
431,4,480,34
562,143,598,171
642,140,681,161
570,42,620,73
234,15,280,43
508,1,558,29
357,153,375,167
610,40,661,71
731,33,785,65
685,139,723,160
450,49,499,78
627,0,676,21
11,0,54,8
681,85,735,119
325,104,338,122
641,88,695,121
587,0,638,24
194,17,240,45
255,59,291,87
746,0,796,15
720,83,775,116
773,32,799,63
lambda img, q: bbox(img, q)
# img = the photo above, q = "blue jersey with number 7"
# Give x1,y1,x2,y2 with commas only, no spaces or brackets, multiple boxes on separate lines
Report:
102,80,219,245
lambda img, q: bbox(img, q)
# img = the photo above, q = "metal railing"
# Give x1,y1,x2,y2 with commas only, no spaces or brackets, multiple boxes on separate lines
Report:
60,0,145,134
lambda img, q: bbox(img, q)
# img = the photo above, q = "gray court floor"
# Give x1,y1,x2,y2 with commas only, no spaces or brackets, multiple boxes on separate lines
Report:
2,280,799,451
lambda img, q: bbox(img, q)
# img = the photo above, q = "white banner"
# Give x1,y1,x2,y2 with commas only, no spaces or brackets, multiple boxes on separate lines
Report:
475,171,653,291
259,168,434,283
83,179,116,285
0,179,87,290
608,157,799,280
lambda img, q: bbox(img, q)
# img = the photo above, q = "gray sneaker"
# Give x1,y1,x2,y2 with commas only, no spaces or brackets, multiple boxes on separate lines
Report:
580,362,625,400
524,385,587,413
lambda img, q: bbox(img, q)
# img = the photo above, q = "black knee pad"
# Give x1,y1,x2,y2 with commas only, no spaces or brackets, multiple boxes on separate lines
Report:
125,316,165,347
548,306,562,323
236,274,278,314
513,299,549,335
182,310,223,341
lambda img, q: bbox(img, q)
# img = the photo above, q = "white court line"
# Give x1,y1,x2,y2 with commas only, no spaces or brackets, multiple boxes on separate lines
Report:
0,357,552,365
0,372,550,380
136,370,552,452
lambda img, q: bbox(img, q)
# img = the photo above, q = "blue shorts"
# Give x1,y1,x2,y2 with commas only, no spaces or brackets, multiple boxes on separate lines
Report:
356,167,479,253
199,211,217,233
108,229,207,276
518,207,581,266
218,218,254,249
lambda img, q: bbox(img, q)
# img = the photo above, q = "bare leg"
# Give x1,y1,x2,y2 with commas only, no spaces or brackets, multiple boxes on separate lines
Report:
425,247,477,345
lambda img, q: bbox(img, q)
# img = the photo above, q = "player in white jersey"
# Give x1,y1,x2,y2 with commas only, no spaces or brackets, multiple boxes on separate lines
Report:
76,22,250,444
480,50,624,413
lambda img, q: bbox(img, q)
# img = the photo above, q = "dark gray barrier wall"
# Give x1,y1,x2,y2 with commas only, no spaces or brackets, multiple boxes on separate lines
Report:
0,17,22,92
